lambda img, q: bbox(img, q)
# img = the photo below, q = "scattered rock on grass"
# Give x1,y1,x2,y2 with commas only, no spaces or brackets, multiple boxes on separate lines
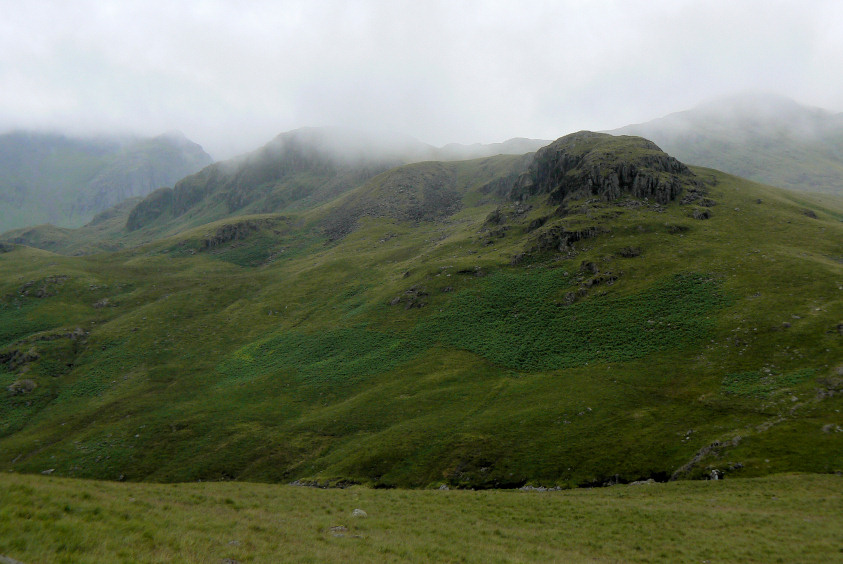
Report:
329,525,348,537
618,246,641,258
7,378,36,395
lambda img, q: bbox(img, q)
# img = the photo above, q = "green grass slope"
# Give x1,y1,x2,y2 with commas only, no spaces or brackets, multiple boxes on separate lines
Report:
1,472,840,563
0,134,841,489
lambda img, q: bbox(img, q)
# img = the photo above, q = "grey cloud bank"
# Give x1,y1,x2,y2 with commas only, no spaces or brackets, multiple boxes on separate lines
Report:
1,0,841,159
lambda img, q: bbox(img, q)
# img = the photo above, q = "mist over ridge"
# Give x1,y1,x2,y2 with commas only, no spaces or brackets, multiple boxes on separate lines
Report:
609,92,843,194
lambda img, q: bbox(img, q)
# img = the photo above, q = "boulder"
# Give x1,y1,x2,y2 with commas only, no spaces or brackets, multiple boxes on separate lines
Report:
7,378,37,395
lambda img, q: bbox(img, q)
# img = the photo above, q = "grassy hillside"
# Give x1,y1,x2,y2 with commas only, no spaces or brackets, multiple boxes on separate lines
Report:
1,472,840,563
0,133,841,489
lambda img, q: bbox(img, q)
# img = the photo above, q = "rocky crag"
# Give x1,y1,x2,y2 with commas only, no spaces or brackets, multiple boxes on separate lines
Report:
510,131,699,204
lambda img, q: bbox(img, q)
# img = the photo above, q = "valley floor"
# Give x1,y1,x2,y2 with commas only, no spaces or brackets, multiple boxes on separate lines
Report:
0,473,840,563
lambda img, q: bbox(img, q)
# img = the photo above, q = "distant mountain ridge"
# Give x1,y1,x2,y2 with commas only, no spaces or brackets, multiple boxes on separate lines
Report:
123,127,549,235
609,93,843,194
0,128,549,254
436,137,551,160
0,130,212,232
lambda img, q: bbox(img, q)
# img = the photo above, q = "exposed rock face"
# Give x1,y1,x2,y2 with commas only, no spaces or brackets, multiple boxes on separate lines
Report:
510,131,697,205
201,218,280,249
609,93,843,195
77,132,212,217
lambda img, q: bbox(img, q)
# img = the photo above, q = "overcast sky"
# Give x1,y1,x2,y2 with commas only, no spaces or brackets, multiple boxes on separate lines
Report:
1,0,841,159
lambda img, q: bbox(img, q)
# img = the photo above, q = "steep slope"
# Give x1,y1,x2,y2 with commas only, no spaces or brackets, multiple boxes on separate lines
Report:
0,133,840,488
0,131,212,232
610,93,843,194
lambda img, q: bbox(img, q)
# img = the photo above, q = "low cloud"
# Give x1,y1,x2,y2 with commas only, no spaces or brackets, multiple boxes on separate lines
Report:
1,0,840,159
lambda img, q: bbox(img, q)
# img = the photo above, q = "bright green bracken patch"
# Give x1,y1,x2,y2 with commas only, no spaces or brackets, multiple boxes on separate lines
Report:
419,270,729,370
220,271,728,384
218,326,415,385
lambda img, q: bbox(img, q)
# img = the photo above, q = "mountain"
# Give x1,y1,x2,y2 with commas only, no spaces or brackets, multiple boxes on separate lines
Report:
0,131,841,488
123,128,557,235
0,127,545,255
610,93,843,194
124,127,439,233
0,130,213,232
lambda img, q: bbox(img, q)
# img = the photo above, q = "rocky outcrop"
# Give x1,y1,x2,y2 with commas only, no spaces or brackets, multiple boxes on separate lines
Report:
388,285,429,309
533,224,608,253
510,131,697,205
0,348,39,371
201,218,280,249
7,378,36,395
18,275,70,298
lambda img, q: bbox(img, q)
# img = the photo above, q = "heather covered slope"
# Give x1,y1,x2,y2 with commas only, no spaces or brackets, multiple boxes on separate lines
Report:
0,132,840,488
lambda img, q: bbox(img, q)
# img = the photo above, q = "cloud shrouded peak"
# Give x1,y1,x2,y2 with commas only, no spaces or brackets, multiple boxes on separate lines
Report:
0,1,841,159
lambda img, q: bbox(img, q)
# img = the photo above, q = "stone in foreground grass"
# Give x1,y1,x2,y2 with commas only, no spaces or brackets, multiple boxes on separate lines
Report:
0,473,840,563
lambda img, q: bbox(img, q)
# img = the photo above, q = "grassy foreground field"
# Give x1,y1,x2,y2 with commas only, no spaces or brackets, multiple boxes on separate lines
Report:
0,473,840,563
